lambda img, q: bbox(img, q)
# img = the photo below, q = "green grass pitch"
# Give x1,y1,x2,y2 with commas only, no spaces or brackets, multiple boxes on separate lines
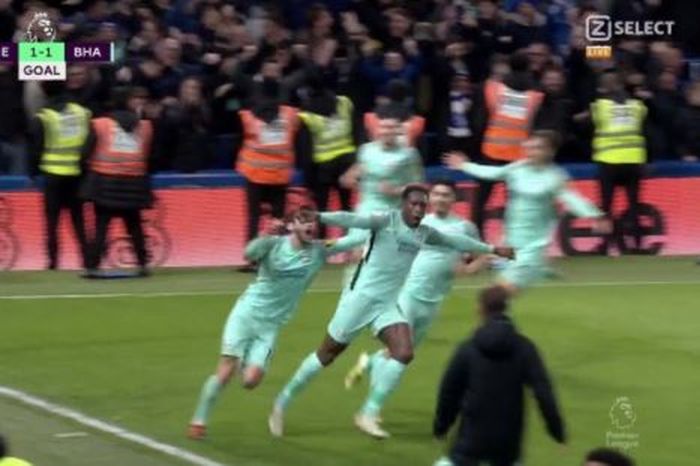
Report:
1,257,700,466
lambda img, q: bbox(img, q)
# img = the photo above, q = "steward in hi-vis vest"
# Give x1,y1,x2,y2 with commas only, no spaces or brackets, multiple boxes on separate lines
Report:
481,79,543,162
590,70,648,254
29,80,90,270
471,52,543,237
235,83,300,246
81,86,154,277
298,70,357,237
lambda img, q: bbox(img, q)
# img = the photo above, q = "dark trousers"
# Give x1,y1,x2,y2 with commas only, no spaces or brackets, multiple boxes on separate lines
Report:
89,205,147,269
598,163,643,251
246,181,286,242
472,157,508,238
43,174,88,269
313,153,354,238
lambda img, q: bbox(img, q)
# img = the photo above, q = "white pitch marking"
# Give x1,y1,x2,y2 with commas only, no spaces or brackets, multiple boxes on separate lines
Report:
54,431,89,438
1,279,700,300
0,386,228,466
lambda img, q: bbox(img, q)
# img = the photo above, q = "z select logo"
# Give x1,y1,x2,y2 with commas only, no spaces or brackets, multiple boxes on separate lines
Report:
585,14,675,42
586,15,612,42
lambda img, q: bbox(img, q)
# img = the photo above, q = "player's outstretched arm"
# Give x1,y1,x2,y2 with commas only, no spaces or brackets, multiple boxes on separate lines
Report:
317,211,390,230
323,231,370,256
442,151,511,180
454,254,493,276
244,236,279,262
425,228,514,259
556,188,612,233
557,188,603,218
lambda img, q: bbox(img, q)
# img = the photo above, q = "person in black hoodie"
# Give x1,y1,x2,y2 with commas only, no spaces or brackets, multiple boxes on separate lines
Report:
81,86,154,277
433,286,566,466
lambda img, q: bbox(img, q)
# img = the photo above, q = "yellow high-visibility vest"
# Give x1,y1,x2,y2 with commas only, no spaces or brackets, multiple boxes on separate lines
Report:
299,96,355,163
591,98,647,164
37,103,91,176
0,457,34,466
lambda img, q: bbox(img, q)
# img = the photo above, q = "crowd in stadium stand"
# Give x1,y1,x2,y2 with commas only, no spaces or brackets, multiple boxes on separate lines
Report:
1,0,700,176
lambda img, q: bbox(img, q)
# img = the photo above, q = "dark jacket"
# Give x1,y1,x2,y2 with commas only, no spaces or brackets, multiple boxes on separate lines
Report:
647,90,683,160
533,92,581,161
156,102,213,172
80,110,153,210
675,105,700,158
433,315,565,465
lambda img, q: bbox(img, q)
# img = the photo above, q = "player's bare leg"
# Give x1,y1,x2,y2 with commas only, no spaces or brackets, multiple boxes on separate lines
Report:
188,356,239,440
269,335,348,437
355,323,413,439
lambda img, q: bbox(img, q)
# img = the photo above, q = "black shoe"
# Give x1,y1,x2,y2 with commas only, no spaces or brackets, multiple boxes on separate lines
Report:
137,267,151,278
80,269,99,279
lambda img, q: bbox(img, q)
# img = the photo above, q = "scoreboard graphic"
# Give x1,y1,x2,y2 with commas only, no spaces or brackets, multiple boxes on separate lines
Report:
0,11,113,81
0,42,113,81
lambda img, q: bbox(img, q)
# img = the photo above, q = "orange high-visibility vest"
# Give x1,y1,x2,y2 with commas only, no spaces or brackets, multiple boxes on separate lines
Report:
482,80,543,162
91,117,152,177
236,106,299,185
363,112,425,147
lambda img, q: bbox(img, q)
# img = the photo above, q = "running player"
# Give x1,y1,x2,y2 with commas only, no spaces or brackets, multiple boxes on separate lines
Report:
339,117,423,281
344,180,492,421
268,186,514,439
443,130,610,295
340,117,423,216
187,207,363,440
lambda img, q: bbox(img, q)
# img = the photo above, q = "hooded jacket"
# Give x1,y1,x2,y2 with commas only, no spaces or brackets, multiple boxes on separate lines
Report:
433,314,565,464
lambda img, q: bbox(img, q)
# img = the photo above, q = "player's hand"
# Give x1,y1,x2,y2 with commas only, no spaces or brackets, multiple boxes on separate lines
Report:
493,246,515,260
266,218,287,235
592,217,612,235
442,151,469,170
455,254,492,275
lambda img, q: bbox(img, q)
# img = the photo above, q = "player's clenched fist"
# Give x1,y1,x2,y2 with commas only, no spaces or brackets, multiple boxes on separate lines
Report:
493,246,516,260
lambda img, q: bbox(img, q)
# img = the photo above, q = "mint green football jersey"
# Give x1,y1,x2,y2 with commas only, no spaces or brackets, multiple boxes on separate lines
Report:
401,213,479,303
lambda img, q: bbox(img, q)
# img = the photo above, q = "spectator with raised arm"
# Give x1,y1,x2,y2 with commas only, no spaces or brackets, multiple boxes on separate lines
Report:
157,76,213,172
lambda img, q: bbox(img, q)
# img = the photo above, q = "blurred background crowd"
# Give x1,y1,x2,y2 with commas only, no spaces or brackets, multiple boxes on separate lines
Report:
1,0,700,177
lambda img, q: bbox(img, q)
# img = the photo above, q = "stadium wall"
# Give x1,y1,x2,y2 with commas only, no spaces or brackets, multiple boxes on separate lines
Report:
1,163,699,270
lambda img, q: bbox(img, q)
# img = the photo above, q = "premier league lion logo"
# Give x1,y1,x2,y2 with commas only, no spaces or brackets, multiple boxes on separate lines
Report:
26,12,57,42
609,396,637,430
